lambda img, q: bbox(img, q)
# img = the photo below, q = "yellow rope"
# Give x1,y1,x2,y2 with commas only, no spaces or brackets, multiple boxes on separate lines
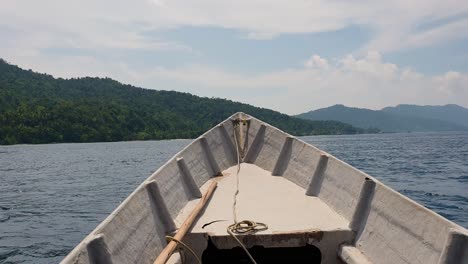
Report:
228,220,268,234
165,236,201,264
228,119,268,264
161,119,266,264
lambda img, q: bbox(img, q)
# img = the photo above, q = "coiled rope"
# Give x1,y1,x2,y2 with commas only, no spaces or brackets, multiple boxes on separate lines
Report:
228,119,268,264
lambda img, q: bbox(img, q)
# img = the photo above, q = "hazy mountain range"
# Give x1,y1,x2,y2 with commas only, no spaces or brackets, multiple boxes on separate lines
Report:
296,104,468,132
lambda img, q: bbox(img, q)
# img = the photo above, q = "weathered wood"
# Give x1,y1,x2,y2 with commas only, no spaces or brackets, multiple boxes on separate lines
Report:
153,181,218,264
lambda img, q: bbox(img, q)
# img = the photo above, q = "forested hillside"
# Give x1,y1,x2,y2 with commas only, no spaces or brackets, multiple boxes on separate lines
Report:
0,59,371,145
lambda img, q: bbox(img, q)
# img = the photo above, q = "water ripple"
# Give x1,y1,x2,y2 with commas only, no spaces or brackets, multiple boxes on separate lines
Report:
0,139,190,263
1,133,467,263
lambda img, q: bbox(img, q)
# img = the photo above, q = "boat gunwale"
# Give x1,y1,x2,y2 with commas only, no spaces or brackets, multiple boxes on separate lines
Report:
61,112,468,264
61,113,243,262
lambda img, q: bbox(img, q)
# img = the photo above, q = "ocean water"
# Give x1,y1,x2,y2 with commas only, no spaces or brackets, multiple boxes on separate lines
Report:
0,132,467,263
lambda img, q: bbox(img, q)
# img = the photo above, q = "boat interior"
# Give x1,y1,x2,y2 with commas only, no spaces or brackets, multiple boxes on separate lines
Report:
62,113,468,264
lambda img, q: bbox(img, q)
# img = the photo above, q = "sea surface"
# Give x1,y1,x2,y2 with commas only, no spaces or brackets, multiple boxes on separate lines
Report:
0,132,467,263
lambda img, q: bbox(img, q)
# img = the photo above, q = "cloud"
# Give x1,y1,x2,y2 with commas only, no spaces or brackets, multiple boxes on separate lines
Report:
2,1,468,54
246,31,279,40
92,51,466,114
365,15,468,53
340,51,398,79
4,48,467,114
0,1,193,58
406,18,468,48
1,1,467,115
305,55,329,70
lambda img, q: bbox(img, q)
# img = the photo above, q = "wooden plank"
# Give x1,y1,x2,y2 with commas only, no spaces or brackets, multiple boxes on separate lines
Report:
153,181,218,264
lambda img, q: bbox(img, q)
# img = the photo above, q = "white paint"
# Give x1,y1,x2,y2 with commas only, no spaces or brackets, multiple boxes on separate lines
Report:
61,113,468,264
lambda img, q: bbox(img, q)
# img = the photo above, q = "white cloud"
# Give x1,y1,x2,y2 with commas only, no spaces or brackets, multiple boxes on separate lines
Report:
1,1,468,54
1,1,468,115
365,15,468,53
70,51,464,114
406,18,468,49
340,51,398,80
4,49,467,114
246,31,279,40
305,55,329,70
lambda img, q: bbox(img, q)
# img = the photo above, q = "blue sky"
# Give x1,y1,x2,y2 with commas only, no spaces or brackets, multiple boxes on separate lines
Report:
1,1,467,114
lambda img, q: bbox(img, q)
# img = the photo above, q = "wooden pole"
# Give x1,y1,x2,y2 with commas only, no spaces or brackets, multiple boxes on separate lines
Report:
153,181,218,264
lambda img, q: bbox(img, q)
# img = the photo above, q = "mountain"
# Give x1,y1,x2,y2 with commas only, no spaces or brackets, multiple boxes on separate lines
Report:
296,104,468,133
382,104,468,128
0,59,370,145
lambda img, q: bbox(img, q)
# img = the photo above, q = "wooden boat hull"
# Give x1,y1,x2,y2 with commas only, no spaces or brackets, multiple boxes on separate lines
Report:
62,113,468,264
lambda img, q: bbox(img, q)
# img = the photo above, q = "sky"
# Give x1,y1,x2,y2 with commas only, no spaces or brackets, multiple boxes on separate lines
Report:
1,0,468,115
